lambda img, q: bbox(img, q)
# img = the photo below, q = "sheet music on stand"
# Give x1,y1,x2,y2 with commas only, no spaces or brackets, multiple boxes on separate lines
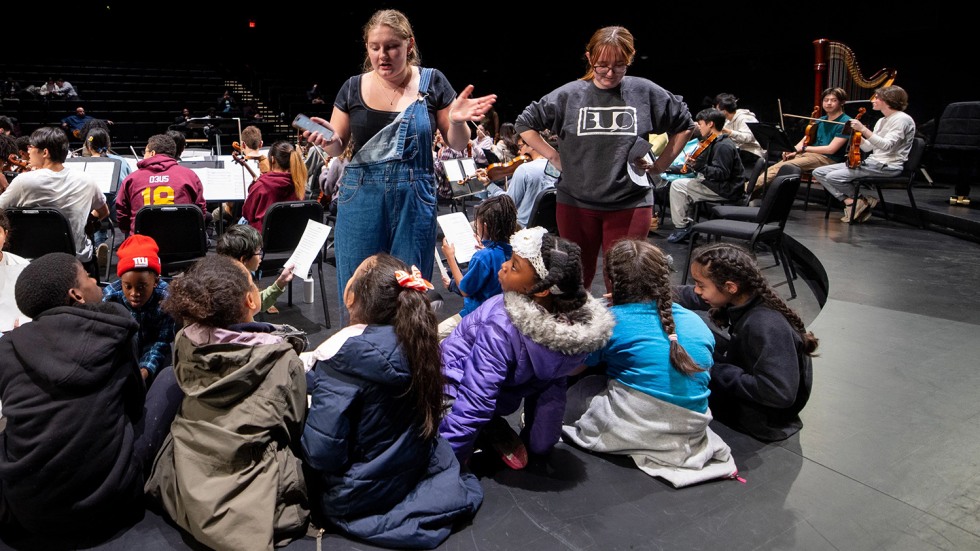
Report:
64,157,122,195
436,212,479,264
442,158,486,198
185,160,250,201
746,122,797,156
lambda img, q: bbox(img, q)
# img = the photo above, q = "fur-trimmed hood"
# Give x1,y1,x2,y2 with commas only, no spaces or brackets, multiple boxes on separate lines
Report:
502,292,615,356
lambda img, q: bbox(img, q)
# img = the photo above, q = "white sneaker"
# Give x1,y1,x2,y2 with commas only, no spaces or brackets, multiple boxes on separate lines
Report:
96,243,109,269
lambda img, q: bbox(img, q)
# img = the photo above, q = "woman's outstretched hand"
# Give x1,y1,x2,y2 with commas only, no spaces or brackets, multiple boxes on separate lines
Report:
450,85,497,123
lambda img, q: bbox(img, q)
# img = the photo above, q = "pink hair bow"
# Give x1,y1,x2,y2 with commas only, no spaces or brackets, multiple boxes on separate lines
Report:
394,265,434,292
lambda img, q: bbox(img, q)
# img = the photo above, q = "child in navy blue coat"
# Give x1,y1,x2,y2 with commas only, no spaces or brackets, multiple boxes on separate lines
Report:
300,253,482,549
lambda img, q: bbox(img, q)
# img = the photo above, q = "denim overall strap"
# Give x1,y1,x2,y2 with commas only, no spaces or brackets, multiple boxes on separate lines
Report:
333,67,439,322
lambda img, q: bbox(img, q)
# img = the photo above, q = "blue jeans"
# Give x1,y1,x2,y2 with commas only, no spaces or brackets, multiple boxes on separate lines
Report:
334,68,437,323
94,193,117,248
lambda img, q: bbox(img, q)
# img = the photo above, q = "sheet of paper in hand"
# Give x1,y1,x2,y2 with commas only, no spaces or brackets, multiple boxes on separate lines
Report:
437,212,479,264
627,137,654,188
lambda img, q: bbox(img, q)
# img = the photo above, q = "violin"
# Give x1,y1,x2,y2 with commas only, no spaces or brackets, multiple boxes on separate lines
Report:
231,142,258,181
847,107,867,169
486,154,530,182
802,105,821,150
681,132,718,174
6,153,32,172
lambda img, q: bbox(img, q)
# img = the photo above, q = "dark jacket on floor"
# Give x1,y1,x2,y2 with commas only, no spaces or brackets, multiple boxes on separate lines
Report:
674,286,812,441
302,324,483,549
0,302,145,539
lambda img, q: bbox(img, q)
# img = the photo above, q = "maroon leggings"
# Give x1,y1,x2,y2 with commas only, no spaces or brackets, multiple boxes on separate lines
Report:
556,203,653,290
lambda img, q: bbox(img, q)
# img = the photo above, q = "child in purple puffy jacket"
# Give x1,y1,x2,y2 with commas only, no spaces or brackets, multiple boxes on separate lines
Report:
439,227,614,469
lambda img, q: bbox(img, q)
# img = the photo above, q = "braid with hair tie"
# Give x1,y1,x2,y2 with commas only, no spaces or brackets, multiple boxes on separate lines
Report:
606,238,703,374
693,242,818,356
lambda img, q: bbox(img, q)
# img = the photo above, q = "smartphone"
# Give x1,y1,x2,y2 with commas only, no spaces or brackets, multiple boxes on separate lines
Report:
544,161,561,179
291,113,334,141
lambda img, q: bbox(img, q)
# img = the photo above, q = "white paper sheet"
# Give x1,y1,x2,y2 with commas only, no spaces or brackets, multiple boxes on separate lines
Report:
437,212,479,264
285,219,332,280
442,158,478,182
64,158,122,194
191,166,249,201
0,264,30,333
435,246,450,281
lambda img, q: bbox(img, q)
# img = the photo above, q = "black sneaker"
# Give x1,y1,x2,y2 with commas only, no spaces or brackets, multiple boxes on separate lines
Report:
667,226,694,244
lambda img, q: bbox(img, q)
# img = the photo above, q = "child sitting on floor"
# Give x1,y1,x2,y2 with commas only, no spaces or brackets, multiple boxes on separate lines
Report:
300,254,483,549
102,234,175,384
0,252,180,547
674,242,819,442
440,227,615,470
438,194,518,339
145,255,309,550
216,223,295,313
562,238,738,487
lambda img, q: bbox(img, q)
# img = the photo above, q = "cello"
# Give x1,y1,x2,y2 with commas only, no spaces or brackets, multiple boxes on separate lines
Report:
846,107,867,169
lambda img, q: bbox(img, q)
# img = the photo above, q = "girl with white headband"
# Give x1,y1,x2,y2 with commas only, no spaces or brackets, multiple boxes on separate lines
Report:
439,227,615,470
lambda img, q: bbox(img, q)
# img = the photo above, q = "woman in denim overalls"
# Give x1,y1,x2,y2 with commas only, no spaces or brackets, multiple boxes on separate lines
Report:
303,9,495,322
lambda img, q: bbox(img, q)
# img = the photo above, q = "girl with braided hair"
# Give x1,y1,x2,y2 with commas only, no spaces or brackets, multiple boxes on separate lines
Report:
438,194,518,339
562,239,737,486
440,227,615,470
300,253,483,548
675,242,818,442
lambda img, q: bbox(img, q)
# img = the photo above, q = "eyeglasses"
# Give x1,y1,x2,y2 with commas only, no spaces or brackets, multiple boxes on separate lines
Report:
592,63,630,75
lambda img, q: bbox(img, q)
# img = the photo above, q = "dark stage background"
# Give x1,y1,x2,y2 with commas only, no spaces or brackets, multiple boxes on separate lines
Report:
11,2,961,135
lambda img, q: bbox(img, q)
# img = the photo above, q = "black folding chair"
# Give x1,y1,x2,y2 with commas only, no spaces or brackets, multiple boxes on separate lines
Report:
682,172,802,298
134,204,208,277
526,188,558,234
260,200,331,328
3,207,76,260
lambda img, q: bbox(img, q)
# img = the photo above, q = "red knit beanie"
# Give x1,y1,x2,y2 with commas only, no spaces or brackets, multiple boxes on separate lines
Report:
116,234,162,277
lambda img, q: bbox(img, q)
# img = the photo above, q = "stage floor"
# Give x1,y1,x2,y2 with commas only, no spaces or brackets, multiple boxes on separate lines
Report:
4,191,979,550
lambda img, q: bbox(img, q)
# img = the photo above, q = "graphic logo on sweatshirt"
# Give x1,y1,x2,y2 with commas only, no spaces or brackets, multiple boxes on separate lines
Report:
577,107,637,136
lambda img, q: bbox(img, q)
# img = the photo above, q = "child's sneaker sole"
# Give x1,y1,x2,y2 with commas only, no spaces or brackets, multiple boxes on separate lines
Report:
483,417,528,470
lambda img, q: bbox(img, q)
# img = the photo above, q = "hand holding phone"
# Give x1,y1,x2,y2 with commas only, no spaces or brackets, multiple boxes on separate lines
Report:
292,113,334,141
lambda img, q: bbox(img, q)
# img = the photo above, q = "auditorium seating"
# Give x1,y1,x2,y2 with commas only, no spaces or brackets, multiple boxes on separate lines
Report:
2,60,291,151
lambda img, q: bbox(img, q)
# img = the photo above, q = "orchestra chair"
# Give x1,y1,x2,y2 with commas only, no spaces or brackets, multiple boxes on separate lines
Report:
740,156,771,207
681,172,802,299
525,188,558,234
800,170,822,211
259,200,330,329
823,137,927,228
3,206,100,281
712,165,803,222
133,204,208,277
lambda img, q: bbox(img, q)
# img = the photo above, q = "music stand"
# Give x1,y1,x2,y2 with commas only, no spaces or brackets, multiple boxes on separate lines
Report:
747,122,797,196
185,117,242,155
